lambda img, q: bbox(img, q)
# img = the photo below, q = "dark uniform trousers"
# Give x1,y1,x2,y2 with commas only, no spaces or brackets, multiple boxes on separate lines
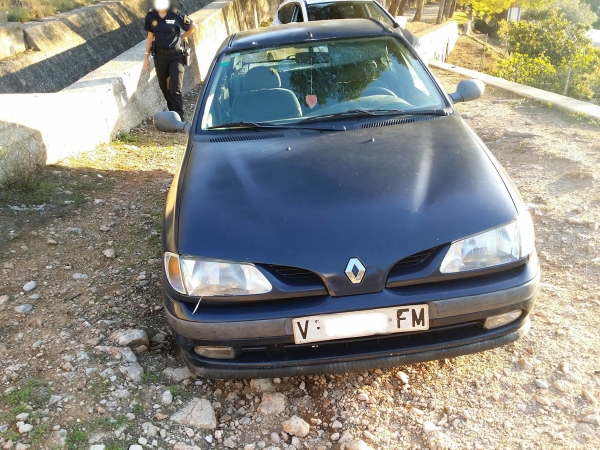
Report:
154,51,185,121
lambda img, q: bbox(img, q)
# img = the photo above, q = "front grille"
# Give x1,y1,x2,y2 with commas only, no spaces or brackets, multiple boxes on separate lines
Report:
209,133,284,142
268,264,322,283
392,247,439,270
357,116,438,129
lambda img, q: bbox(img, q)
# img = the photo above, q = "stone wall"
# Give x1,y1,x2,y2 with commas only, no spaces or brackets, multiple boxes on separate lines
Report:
415,21,458,63
0,0,211,93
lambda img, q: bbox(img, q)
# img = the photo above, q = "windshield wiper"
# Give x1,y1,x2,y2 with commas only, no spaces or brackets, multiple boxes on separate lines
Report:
299,108,451,124
207,121,346,131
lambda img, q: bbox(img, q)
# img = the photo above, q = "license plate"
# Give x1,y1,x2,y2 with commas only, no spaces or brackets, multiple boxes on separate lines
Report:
292,304,429,344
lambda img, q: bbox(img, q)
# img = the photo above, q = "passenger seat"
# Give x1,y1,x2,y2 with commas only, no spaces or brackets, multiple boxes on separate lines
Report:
231,66,302,123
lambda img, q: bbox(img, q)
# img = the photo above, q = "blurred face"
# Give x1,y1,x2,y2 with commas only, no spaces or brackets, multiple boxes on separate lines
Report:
153,0,170,11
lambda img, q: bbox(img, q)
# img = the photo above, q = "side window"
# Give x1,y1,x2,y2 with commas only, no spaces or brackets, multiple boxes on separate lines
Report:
295,4,305,22
365,3,395,27
278,3,295,24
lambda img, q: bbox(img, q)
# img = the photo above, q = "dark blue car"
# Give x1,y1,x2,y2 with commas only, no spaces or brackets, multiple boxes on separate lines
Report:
154,19,539,379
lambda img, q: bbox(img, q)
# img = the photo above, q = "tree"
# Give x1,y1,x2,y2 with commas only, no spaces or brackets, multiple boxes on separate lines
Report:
413,0,425,21
436,0,448,23
493,12,600,102
524,0,598,27
398,0,410,16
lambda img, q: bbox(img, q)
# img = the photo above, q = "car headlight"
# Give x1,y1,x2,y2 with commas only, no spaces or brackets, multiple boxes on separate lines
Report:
164,252,272,296
440,212,535,274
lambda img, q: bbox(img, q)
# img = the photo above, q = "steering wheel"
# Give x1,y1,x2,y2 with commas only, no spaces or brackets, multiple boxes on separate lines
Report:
360,87,397,97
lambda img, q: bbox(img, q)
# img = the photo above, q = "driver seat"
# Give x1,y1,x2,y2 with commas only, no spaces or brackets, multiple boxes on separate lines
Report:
232,67,302,122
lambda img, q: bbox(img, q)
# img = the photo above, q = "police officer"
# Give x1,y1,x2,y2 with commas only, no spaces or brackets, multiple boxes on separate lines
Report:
143,0,196,121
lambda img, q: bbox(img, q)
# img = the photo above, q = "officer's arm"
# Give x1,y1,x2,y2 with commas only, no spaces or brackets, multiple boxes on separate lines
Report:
144,32,154,56
181,22,197,40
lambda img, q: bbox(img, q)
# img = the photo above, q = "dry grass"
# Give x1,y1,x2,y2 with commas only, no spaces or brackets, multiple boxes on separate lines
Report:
1,0,97,22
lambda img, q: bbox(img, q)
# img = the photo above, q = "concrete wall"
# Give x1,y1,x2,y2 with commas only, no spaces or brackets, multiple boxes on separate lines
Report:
0,0,211,93
0,0,280,176
0,23,26,60
415,21,458,63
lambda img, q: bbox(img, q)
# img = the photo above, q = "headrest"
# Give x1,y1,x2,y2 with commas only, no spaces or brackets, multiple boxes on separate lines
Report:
244,66,281,91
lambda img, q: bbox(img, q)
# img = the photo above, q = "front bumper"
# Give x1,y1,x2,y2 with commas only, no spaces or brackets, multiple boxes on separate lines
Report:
163,260,539,378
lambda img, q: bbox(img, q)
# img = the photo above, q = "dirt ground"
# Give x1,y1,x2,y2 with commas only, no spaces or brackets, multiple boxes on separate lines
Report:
1,70,600,450
446,35,504,72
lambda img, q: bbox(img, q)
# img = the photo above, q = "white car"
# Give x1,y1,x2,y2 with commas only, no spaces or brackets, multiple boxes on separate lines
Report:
273,0,418,47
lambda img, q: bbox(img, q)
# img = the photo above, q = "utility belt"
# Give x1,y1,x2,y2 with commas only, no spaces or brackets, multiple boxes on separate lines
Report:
155,46,182,55
151,41,190,66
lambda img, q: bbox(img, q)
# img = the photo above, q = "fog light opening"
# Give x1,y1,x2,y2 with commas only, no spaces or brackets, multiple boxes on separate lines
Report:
193,346,236,360
482,310,522,330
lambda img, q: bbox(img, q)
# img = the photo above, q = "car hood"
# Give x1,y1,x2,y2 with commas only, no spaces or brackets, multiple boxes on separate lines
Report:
176,115,517,296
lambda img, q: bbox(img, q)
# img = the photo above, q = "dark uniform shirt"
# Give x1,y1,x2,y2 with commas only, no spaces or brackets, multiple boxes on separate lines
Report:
144,8,193,49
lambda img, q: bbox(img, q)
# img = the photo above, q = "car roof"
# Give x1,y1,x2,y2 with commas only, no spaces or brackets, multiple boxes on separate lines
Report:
219,19,394,55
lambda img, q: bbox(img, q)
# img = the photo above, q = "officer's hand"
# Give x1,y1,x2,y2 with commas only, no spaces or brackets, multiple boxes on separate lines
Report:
143,56,151,73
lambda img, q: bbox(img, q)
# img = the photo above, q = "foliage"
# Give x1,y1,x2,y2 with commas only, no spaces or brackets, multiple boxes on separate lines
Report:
492,12,600,102
457,0,546,17
0,0,97,22
0,166,58,206
523,0,598,27
65,426,88,450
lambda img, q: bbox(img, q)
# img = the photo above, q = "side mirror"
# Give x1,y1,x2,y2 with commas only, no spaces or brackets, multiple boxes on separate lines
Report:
153,111,191,133
449,79,485,103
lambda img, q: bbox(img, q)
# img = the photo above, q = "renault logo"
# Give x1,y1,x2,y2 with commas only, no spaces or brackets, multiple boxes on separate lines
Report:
345,257,366,284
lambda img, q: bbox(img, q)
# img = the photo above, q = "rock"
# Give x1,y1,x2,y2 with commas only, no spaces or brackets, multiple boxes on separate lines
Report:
535,379,549,389
341,440,374,450
426,431,457,449
151,333,166,344
72,273,88,280
250,379,274,392
65,227,82,235
331,433,340,441
110,329,149,347
331,420,342,429
162,390,173,405
575,423,595,438
244,444,257,450
163,366,193,382
0,294,9,305
395,371,409,384
22,281,36,292
559,361,571,374
223,438,235,448
47,239,57,245
14,304,32,314
567,217,584,225
282,415,310,437
103,249,116,258
518,358,533,370
15,413,28,420
423,421,441,433
535,395,552,406
554,398,573,410
171,398,217,429
18,423,33,433
90,446,105,450
583,389,598,404
94,346,137,363
48,429,67,448
269,432,280,444
120,363,144,383
258,392,286,415
99,225,111,232
128,446,143,450
582,413,600,424
338,430,353,444
14,444,29,450
173,444,201,450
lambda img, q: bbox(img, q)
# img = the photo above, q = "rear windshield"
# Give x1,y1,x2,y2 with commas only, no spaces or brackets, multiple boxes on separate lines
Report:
200,35,445,130
307,1,394,27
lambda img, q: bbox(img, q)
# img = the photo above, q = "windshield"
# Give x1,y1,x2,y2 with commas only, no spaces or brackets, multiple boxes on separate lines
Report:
200,36,446,130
